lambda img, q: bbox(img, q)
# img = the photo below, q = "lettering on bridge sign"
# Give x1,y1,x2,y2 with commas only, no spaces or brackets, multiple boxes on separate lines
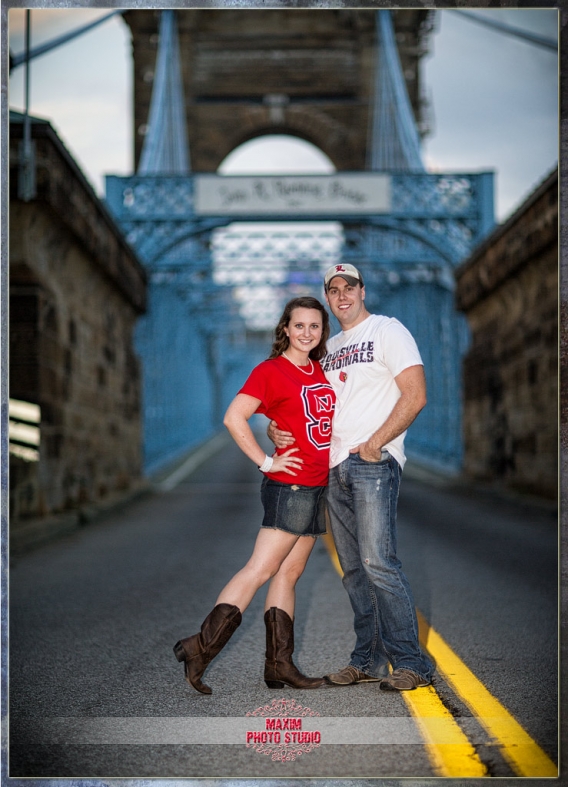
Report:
194,174,391,216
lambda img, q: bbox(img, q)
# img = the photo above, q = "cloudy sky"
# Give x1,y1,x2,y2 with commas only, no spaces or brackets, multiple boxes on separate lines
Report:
7,7,558,223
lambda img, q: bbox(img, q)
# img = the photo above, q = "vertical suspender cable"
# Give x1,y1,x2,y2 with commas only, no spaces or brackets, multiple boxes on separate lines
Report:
19,9,36,201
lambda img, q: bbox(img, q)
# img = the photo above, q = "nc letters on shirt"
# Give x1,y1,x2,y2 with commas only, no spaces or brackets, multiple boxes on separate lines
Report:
301,384,334,449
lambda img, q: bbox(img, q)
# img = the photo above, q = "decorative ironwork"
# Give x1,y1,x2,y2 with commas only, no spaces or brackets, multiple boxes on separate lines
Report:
106,167,494,472
107,172,492,266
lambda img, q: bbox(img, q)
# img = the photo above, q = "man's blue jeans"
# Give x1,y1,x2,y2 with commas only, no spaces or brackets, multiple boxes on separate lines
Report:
327,451,433,681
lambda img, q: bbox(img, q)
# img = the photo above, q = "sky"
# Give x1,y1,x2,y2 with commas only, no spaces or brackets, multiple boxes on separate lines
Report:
7,8,558,223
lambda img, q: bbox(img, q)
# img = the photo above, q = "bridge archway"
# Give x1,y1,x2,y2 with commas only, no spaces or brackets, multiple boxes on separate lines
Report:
218,134,336,176
215,117,354,174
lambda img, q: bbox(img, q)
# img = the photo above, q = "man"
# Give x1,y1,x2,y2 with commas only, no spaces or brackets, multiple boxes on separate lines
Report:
269,263,433,691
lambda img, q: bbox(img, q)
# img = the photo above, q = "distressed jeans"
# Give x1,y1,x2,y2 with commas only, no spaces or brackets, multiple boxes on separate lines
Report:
327,451,433,681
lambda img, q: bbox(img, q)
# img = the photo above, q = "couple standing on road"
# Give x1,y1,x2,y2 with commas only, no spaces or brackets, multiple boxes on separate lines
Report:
173,263,433,695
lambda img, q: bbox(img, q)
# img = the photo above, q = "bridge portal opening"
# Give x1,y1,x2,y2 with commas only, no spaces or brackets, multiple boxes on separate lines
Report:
213,135,344,331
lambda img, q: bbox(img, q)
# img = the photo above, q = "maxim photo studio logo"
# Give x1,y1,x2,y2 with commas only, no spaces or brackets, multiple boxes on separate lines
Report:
245,698,321,761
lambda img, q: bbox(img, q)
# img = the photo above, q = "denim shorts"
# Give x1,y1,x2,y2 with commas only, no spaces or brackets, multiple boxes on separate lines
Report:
260,478,327,537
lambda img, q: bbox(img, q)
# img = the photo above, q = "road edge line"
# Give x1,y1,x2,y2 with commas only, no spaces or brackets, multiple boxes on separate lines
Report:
154,432,230,492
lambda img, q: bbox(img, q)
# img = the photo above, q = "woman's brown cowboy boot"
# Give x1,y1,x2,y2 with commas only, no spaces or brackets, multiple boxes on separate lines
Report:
264,607,325,689
173,603,242,694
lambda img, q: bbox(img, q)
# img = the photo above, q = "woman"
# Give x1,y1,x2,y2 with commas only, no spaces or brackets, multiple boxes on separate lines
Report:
173,296,335,694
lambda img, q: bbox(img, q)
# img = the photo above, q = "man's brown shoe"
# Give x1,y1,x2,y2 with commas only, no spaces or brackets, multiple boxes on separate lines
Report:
324,665,381,686
380,668,429,691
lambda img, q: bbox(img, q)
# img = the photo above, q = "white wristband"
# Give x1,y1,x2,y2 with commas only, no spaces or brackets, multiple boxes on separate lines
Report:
259,454,274,473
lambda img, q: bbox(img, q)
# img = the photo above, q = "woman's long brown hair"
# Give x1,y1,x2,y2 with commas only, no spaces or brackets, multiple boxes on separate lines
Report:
268,296,330,362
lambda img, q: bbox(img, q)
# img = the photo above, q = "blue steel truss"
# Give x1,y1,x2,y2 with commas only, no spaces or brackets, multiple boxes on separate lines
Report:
106,170,494,473
107,173,493,269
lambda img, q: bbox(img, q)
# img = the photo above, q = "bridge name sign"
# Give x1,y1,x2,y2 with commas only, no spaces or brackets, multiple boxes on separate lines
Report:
194,174,391,216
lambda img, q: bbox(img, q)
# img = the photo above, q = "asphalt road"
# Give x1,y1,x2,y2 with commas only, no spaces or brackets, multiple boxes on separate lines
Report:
8,433,558,780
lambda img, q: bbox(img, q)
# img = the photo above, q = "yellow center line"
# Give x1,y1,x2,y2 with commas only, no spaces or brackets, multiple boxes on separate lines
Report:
322,532,557,777
418,612,557,777
400,682,488,776
322,532,343,576
322,533,485,776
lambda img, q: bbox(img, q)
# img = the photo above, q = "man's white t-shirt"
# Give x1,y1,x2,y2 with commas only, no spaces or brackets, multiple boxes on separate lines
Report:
321,314,423,470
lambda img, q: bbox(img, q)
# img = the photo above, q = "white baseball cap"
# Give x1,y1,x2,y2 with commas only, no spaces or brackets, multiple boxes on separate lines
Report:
324,263,364,290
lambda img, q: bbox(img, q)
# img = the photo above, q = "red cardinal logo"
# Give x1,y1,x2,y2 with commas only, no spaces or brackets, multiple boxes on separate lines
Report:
339,371,348,382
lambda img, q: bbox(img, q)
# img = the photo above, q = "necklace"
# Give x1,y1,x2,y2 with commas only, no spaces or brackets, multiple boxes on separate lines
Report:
282,352,314,375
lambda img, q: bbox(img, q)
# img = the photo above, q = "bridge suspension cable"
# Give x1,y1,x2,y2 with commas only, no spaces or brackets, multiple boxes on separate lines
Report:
448,10,557,52
367,10,425,173
10,9,123,71
138,10,190,175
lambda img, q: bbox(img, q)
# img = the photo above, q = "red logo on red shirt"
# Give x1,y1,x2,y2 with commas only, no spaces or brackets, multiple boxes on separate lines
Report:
301,384,335,449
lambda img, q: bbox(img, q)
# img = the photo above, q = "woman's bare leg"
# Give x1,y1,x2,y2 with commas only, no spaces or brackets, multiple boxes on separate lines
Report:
264,536,316,618
215,528,299,613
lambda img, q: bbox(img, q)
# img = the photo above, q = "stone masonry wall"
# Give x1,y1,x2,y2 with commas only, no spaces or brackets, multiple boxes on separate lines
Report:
455,170,558,499
9,118,147,529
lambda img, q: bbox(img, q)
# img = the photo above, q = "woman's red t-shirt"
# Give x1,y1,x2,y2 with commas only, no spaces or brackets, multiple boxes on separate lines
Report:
239,355,335,487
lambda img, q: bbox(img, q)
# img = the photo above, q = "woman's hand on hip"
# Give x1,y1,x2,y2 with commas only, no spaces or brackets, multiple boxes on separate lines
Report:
270,447,303,476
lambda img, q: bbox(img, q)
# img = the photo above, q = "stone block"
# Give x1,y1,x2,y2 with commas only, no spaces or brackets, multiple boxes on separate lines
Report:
455,170,558,499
